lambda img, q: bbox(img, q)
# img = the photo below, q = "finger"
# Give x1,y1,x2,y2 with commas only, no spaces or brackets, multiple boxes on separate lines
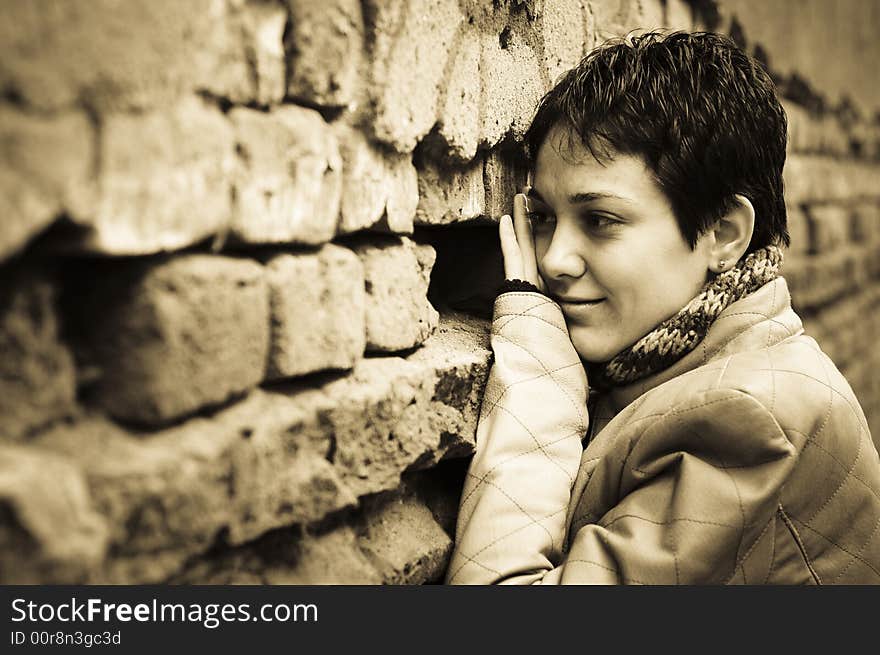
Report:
499,214,523,280
513,193,541,288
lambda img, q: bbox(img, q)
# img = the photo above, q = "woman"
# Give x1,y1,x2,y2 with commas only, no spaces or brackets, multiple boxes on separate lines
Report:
445,32,880,584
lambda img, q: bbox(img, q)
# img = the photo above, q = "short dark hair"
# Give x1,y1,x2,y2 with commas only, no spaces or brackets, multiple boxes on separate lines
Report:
524,31,789,252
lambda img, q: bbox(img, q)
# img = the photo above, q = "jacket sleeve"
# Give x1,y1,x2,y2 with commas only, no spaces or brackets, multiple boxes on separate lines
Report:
445,291,589,584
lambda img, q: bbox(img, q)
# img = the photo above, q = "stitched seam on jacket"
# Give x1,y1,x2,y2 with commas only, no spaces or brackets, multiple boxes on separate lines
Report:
480,360,585,418
790,515,880,579
479,402,578,483
458,429,581,510
785,427,880,504
778,505,823,584
494,311,569,337
490,332,587,426
622,389,794,579
752,366,867,429
831,514,880,583
563,559,646,584
600,513,746,531
764,515,779,584
447,506,566,583
724,514,775,584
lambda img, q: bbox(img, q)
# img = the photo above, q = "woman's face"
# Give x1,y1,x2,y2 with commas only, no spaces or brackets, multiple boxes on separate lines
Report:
531,126,714,363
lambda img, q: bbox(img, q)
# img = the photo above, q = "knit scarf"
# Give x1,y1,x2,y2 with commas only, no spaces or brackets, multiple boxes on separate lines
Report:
588,245,783,390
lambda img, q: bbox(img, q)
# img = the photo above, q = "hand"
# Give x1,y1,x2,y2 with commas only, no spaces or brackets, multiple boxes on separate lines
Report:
499,192,547,293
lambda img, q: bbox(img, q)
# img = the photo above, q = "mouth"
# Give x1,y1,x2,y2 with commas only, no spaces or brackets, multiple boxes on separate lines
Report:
554,296,606,316
554,296,604,306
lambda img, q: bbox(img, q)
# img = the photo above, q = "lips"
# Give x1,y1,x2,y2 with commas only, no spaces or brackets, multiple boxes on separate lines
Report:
554,296,605,320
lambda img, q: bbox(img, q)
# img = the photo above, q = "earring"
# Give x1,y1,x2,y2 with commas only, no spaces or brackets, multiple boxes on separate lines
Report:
718,259,726,271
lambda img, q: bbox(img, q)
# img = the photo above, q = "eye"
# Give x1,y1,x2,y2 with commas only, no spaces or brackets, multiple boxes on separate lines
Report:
582,212,621,232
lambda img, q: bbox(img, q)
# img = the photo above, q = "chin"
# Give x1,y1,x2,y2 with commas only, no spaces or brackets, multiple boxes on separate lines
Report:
570,337,620,364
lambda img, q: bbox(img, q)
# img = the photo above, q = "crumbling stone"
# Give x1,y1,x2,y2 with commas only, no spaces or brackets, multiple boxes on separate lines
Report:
0,0,281,112
225,0,287,105
81,96,233,255
352,237,439,351
366,0,464,152
0,445,108,583
266,528,383,584
435,30,481,162
333,122,418,234
478,32,545,148
542,0,587,83
415,157,485,225
356,487,452,584
77,255,269,426
230,106,342,245
285,0,364,109
265,245,366,379
0,269,76,442
10,314,490,583
664,0,694,31
483,148,529,219
591,0,661,40
0,107,93,261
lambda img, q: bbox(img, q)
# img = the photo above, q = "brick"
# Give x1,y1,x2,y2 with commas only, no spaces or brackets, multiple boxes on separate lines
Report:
852,202,880,244
0,0,281,112
265,245,366,379
366,0,463,152
356,487,452,584
74,96,233,255
285,0,364,109
479,32,545,148
0,107,93,261
0,445,109,583
171,526,382,584
784,156,880,205
815,116,848,157
353,238,439,351
782,100,811,155
591,0,658,40
230,106,342,245
311,315,489,497
224,0,287,105
435,30,481,162
18,314,490,582
785,204,810,255
30,389,356,583
542,0,586,84
664,0,693,31
333,122,417,234
75,255,269,426
0,270,76,442
415,157,485,225
484,148,529,219
806,204,851,254
266,528,382,584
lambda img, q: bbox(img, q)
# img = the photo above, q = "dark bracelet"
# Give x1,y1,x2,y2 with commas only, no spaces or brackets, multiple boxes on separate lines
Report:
496,279,545,296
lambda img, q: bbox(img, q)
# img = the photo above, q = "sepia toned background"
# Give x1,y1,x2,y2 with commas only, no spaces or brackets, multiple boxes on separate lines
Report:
1,0,879,584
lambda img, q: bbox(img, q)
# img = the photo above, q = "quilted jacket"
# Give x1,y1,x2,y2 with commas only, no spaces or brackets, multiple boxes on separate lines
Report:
446,278,880,584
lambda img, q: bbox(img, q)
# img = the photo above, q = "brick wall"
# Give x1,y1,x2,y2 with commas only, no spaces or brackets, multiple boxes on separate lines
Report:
1,1,878,584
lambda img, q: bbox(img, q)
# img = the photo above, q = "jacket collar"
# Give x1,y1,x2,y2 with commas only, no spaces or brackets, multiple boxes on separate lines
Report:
598,277,803,413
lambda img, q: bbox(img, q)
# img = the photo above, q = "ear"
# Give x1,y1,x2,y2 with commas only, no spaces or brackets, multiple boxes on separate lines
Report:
707,194,755,273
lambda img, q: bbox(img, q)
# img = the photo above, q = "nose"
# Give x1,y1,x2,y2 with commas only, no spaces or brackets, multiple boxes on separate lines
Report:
538,224,587,281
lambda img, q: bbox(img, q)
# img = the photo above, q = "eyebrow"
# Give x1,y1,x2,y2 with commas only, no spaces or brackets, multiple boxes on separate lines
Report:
527,188,631,205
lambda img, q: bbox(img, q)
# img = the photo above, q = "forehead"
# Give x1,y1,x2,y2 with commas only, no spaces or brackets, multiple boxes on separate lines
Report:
532,126,666,207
